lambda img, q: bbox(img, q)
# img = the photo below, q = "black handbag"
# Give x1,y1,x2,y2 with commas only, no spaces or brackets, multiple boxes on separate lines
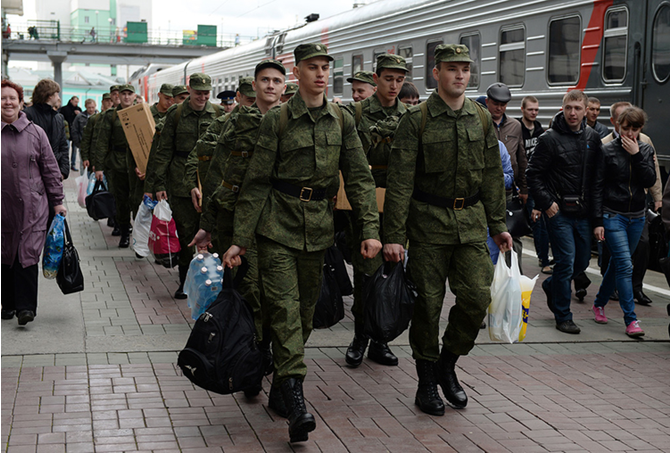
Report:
56,219,84,294
85,179,116,221
506,195,532,237
313,256,345,329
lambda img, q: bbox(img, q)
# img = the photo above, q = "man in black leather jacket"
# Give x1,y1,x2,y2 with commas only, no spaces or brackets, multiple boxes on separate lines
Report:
23,79,70,180
526,90,602,334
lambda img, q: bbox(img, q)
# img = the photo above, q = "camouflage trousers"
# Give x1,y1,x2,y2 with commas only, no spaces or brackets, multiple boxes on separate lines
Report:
215,208,263,341
168,195,200,268
407,241,493,360
257,235,326,385
348,211,383,330
106,168,131,228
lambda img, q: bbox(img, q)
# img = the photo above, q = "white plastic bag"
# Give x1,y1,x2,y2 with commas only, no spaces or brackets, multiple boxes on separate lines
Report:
488,250,523,343
132,195,158,257
75,171,88,208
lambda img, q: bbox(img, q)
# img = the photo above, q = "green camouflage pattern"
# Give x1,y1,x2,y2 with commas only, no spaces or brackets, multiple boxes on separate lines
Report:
92,107,129,172
407,241,493,359
145,98,221,197
257,235,326,384
79,112,101,164
384,92,506,246
232,92,380,252
344,93,406,187
106,167,132,228
143,116,167,194
169,195,199,268
150,104,168,122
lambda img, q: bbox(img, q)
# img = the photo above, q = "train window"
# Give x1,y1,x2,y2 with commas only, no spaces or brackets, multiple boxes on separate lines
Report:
352,54,364,75
547,16,581,84
499,26,525,86
459,33,480,88
333,58,344,96
399,46,413,81
603,7,628,82
652,5,670,83
425,40,443,90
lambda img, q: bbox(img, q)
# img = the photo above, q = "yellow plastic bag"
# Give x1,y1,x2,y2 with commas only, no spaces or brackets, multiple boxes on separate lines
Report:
518,274,538,342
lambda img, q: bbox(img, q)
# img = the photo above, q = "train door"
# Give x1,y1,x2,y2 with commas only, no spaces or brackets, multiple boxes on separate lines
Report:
642,0,670,163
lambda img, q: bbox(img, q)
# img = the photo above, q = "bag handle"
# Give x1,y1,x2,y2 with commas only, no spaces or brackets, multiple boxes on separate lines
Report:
92,178,107,193
223,256,249,290
62,216,72,246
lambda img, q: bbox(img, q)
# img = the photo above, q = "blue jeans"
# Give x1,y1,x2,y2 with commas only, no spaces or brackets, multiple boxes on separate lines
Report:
545,212,591,322
594,213,644,326
526,196,551,266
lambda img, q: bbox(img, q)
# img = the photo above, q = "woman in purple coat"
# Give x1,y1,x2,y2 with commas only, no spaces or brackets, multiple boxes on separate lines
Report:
2,79,67,326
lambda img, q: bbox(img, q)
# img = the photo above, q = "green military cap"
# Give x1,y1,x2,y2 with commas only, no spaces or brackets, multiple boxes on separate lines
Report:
434,44,474,64
189,73,212,91
346,70,376,86
237,77,256,98
172,85,188,97
102,93,111,100
284,82,298,95
255,59,286,76
294,43,333,64
376,54,409,72
110,85,120,93
119,84,135,93
159,83,174,96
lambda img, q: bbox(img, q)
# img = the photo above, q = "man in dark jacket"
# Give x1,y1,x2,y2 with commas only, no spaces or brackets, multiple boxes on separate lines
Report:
60,96,83,171
526,90,601,334
71,99,96,173
24,79,70,179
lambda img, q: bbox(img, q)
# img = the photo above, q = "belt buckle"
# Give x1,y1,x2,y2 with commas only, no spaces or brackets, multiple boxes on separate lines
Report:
241,151,249,158
299,187,313,202
453,198,465,211
232,184,239,193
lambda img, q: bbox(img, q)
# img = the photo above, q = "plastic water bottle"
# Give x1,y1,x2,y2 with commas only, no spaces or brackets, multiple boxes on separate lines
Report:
184,254,206,308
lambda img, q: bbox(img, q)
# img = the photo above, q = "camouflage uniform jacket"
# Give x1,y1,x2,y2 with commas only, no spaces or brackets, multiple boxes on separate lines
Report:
344,93,406,187
79,112,101,165
184,111,234,195
143,116,167,194
93,107,129,173
232,92,380,252
150,103,168,122
145,98,220,197
384,92,507,246
200,105,262,232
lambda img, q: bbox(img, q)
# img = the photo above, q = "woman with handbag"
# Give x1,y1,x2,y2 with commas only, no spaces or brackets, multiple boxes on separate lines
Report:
1,80,67,326
592,106,656,337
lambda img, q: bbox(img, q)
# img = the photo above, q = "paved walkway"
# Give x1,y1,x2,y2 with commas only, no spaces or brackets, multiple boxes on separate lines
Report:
2,178,670,452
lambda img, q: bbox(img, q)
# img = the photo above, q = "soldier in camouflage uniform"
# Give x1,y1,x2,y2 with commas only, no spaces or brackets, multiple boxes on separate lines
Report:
80,93,112,171
144,74,222,299
109,85,120,108
222,44,381,443
383,44,511,416
281,82,298,103
150,83,174,120
172,85,189,104
189,59,287,399
347,70,377,103
235,77,256,110
94,84,137,247
343,54,408,368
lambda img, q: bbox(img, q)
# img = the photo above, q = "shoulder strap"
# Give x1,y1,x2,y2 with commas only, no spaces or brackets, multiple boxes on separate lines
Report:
334,103,344,134
278,102,289,137
354,101,363,127
213,104,222,118
472,101,489,136
173,103,184,130
419,102,428,138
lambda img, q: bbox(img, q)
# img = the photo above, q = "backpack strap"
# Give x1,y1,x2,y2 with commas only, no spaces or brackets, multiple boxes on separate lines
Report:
213,104,222,118
354,101,363,127
473,100,490,136
419,101,428,138
173,103,184,130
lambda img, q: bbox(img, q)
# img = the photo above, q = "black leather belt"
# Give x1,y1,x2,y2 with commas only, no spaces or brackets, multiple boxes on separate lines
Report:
412,189,480,211
175,151,190,158
272,180,326,201
230,150,253,157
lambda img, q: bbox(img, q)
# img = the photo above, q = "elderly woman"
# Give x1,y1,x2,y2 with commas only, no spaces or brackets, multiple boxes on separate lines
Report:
592,106,656,337
1,79,67,326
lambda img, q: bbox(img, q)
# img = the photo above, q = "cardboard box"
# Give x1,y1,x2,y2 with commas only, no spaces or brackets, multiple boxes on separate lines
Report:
335,171,385,213
118,103,156,174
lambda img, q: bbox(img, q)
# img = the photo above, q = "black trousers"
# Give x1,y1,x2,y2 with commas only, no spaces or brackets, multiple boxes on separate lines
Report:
2,255,39,314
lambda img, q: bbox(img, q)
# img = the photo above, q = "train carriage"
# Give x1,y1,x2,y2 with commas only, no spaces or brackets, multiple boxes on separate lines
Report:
131,0,669,163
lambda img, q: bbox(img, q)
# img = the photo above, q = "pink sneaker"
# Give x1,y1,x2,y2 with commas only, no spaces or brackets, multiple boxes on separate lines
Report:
593,305,607,324
625,320,645,337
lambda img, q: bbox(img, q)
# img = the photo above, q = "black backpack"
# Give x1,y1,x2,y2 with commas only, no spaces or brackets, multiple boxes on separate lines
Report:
177,259,264,394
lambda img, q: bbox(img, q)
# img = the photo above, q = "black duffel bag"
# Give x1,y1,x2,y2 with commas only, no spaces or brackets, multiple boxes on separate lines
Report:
85,179,116,221
56,219,84,294
506,194,532,237
313,248,345,329
177,259,265,395
363,261,416,343
647,210,668,273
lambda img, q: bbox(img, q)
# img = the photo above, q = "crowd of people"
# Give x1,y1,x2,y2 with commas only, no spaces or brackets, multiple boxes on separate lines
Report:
2,40,668,443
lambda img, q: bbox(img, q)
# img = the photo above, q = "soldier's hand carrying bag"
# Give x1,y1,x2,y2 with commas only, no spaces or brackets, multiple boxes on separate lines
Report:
57,219,84,294
363,261,416,343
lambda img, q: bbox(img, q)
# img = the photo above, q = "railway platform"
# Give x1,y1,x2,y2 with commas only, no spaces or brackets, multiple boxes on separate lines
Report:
2,177,670,452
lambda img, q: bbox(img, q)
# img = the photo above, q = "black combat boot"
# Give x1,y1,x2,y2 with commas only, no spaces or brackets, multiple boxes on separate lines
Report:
368,340,398,366
118,226,130,248
280,378,316,443
345,327,369,367
435,348,467,408
111,225,121,236
268,382,288,418
174,265,188,299
415,360,445,416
